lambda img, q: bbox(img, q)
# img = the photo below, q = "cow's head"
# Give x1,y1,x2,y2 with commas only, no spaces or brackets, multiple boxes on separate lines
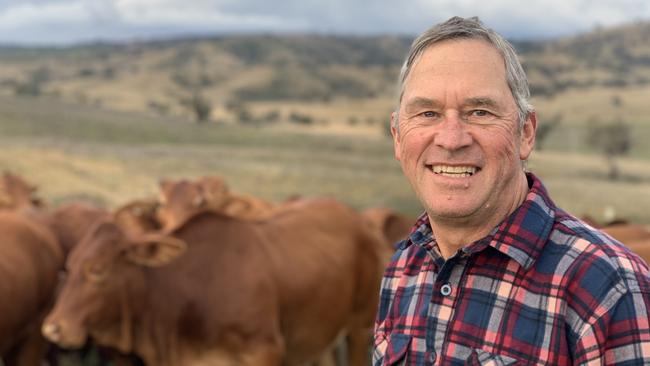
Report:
50,202,109,256
157,176,230,231
362,207,415,250
0,171,44,210
113,198,162,235
42,218,187,352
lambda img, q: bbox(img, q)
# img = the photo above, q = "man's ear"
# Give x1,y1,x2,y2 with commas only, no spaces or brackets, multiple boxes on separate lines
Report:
123,234,187,267
391,112,402,162
519,111,537,160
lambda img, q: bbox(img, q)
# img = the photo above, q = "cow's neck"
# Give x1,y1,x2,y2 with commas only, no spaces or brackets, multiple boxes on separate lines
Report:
131,271,204,366
89,281,140,356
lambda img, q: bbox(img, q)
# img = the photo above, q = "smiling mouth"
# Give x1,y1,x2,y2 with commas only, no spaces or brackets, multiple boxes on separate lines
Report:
429,165,479,177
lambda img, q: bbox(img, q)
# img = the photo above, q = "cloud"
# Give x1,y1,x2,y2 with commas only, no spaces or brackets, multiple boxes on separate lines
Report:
0,1,86,28
114,0,302,31
0,0,649,45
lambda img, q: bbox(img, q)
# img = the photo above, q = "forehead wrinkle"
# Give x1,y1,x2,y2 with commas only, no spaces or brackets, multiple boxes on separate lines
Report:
403,97,444,114
403,95,504,115
463,97,501,109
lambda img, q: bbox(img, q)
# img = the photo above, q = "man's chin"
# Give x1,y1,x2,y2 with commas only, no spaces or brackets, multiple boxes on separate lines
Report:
425,206,478,222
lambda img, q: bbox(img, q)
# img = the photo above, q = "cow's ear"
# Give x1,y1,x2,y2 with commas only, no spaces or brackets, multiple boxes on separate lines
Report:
192,194,206,208
124,234,187,267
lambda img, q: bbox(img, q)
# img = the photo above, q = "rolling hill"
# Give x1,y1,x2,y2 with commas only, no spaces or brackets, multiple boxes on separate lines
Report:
1,21,649,132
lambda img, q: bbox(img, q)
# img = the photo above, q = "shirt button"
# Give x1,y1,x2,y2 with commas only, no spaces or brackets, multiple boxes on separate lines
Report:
440,283,452,296
428,351,436,363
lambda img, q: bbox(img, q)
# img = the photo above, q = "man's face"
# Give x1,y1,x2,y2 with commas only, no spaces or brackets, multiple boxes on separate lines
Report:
392,39,536,227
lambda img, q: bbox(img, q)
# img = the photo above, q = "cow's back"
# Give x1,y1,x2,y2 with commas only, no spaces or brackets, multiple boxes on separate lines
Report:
254,198,385,364
147,213,283,361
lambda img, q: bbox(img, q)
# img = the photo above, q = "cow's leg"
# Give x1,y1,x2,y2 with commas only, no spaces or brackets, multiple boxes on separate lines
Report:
313,350,337,366
332,339,347,366
346,327,372,366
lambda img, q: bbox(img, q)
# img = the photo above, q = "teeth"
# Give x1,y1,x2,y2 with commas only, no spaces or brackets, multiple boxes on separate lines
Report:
431,165,477,177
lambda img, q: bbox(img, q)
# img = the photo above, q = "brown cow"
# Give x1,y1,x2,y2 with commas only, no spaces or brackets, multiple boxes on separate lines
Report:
0,172,138,366
581,215,650,250
42,202,144,366
43,198,385,366
45,202,110,257
602,224,650,246
602,225,650,267
0,211,63,366
113,198,161,235
0,172,44,211
157,176,277,231
625,240,650,264
362,207,415,251
581,216,650,268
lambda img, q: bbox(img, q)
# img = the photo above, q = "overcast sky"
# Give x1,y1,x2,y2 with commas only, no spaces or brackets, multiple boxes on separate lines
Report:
0,0,649,46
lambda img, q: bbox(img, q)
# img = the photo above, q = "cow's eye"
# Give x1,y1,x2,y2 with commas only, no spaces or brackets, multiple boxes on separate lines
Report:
83,262,108,282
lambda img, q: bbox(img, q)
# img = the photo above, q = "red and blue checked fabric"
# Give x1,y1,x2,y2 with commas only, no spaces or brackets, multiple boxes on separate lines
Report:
373,173,650,365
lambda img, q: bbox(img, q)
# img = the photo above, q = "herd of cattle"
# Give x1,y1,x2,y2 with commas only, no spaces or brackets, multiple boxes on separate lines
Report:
0,171,649,366
0,171,414,366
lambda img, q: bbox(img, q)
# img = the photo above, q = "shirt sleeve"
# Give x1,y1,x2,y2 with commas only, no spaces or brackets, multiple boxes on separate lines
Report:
573,275,650,365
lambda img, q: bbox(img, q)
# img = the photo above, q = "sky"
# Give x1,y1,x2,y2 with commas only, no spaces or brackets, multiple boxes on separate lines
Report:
0,0,649,46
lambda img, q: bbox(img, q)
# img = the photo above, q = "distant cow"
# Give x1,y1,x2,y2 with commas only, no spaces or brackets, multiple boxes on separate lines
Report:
0,171,44,211
581,215,650,245
44,202,110,257
602,223,650,245
602,224,650,266
362,207,415,251
581,215,650,267
113,198,161,235
157,176,276,231
43,198,385,366
0,211,63,365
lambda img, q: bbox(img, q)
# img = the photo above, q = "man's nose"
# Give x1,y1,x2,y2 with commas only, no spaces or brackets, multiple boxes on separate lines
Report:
433,112,473,151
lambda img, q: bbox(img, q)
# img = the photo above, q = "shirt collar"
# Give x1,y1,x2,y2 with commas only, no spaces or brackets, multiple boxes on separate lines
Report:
403,173,556,270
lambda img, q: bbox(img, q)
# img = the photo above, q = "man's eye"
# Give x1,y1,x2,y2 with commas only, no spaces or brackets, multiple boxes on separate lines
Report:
471,110,491,117
421,111,438,118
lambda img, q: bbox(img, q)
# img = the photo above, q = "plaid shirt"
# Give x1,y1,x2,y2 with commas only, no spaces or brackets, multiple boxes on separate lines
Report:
373,173,650,365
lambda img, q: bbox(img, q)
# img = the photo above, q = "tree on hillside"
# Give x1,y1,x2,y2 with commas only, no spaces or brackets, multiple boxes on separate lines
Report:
535,113,562,151
180,92,212,123
170,55,214,123
585,117,632,180
14,66,51,96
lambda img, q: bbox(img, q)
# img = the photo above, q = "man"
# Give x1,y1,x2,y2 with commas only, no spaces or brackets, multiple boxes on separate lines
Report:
373,16,650,365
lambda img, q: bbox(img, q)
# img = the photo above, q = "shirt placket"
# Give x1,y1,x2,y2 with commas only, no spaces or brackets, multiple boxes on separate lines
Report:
426,252,468,365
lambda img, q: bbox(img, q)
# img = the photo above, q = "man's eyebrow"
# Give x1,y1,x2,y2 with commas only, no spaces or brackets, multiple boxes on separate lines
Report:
403,97,444,113
464,97,500,109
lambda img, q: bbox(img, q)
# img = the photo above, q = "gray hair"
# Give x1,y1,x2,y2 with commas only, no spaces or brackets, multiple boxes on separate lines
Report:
394,16,533,130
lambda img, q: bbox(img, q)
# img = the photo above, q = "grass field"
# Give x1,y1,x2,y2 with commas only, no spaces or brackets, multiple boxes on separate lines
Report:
1,95,649,225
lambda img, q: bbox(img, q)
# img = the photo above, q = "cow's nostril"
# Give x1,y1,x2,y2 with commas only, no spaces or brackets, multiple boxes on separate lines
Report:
42,323,61,342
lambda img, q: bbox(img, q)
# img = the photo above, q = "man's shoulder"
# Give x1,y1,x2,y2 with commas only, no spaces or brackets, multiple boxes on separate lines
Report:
547,210,650,293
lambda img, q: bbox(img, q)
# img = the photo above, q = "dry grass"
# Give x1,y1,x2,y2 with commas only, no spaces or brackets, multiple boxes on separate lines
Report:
528,152,650,224
532,85,650,125
1,135,648,226
0,94,647,225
